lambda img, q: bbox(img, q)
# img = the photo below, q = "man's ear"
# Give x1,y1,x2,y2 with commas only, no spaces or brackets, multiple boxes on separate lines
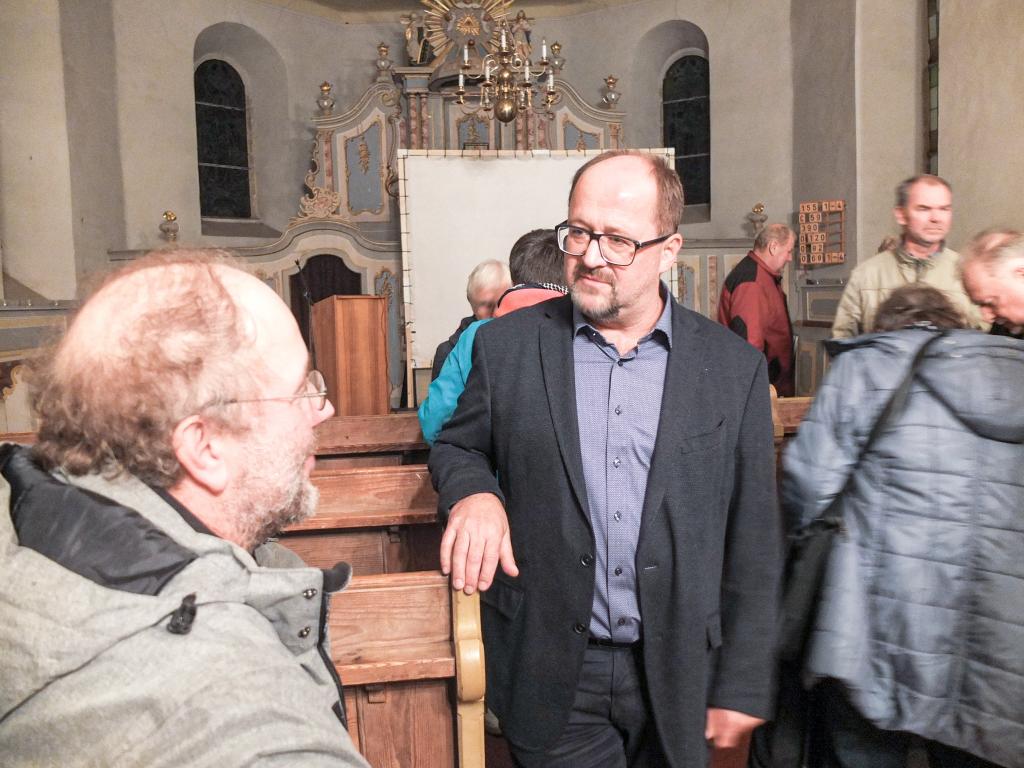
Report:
171,415,230,495
658,232,684,274
893,205,909,228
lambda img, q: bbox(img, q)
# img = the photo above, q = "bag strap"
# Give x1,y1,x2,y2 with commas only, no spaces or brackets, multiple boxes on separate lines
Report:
817,330,948,521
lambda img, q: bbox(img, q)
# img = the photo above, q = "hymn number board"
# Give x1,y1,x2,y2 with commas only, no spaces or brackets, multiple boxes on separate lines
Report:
798,199,845,266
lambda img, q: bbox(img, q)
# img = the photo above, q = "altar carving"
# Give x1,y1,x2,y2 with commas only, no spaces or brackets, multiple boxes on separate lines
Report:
221,0,630,410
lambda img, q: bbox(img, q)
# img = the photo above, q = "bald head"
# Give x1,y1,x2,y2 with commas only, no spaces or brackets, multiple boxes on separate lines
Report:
32,249,301,486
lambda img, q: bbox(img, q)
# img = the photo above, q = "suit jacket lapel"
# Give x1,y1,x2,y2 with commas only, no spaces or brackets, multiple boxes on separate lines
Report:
538,298,591,520
640,299,710,532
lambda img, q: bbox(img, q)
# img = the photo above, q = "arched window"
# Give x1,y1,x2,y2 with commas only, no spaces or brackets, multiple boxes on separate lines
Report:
662,55,710,208
194,59,252,219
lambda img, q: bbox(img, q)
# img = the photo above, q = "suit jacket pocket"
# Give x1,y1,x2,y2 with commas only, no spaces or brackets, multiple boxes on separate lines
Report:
679,418,726,455
481,575,524,621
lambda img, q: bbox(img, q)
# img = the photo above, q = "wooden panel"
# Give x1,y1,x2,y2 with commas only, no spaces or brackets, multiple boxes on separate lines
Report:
279,526,442,574
293,465,438,531
315,455,403,469
330,571,453,685
344,689,361,753
776,397,813,435
353,679,455,768
315,413,426,455
312,296,390,417
279,530,386,574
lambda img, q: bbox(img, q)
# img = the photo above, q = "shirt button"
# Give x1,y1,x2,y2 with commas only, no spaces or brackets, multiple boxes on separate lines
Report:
616,617,627,627
580,553,594,567
573,622,586,634
613,510,622,521
298,626,311,638
302,588,318,599
617,360,624,367
614,405,622,415
612,457,621,468
614,567,623,576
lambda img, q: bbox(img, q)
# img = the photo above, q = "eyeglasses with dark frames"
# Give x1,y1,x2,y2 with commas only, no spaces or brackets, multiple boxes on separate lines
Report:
555,221,676,266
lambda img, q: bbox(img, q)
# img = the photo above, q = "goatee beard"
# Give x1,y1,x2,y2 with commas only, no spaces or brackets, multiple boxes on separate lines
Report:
569,264,620,323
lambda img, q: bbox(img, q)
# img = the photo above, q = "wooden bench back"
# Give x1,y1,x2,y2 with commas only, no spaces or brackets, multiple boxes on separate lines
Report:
279,464,440,574
331,572,484,768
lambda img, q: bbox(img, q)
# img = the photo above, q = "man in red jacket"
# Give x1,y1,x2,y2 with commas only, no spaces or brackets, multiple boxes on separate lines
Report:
718,224,796,396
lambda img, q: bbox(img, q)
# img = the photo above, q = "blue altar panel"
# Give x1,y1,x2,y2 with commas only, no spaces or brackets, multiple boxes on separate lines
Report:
345,121,384,215
563,121,599,151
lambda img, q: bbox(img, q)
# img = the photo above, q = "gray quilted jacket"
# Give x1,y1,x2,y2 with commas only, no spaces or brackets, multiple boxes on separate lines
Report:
783,329,1024,768
0,445,369,768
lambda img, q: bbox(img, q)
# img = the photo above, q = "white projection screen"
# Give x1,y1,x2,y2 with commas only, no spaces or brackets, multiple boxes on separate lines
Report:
399,148,673,404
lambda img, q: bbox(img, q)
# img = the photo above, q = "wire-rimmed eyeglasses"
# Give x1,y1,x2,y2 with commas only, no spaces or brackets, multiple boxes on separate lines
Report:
215,369,329,412
555,221,676,266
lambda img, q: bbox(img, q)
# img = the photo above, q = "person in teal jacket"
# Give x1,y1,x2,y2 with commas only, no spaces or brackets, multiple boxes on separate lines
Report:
419,229,565,444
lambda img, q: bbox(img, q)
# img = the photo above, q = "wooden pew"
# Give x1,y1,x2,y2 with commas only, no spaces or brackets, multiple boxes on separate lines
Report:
332,572,484,768
315,412,428,469
769,389,813,485
281,464,441,574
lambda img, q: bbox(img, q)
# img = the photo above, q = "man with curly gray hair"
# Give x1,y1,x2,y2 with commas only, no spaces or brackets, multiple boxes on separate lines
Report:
0,250,368,767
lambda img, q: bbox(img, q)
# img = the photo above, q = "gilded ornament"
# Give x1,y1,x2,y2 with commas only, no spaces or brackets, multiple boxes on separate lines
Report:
456,13,481,37
358,138,371,174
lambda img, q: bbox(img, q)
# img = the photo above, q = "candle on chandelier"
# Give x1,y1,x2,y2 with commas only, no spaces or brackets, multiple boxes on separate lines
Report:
458,72,465,89
524,61,531,80
463,44,469,65
548,71,555,89
500,27,507,49
484,61,492,80
541,39,548,60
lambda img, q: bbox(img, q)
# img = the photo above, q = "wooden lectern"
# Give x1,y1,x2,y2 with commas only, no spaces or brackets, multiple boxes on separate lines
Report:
311,295,390,416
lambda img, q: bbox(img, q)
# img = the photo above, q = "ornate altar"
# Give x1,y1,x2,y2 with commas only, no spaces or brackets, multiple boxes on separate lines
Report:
228,0,627,407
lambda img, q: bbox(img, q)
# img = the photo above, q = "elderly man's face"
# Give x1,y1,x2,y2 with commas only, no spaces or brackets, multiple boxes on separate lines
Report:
761,234,795,275
962,257,1024,326
471,284,505,320
223,292,335,548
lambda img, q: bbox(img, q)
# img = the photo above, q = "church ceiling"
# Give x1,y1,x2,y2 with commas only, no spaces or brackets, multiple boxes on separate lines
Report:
263,0,645,24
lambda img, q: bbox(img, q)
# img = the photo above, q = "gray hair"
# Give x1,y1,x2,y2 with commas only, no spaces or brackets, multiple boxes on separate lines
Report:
466,259,511,305
961,227,1024,271
753,223,794,251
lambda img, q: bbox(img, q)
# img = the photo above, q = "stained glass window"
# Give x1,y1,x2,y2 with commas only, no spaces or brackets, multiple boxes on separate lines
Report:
194,59,252,219
663,55,710,207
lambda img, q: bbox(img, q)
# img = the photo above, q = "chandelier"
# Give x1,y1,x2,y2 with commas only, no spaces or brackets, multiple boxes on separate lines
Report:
455,19,557,123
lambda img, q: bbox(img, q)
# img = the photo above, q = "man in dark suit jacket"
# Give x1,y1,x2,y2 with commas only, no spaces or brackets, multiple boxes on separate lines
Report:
429,151,782,767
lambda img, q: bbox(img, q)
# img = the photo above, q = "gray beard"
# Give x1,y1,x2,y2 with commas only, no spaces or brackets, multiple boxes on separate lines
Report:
569,266,621,323
242,477,319,550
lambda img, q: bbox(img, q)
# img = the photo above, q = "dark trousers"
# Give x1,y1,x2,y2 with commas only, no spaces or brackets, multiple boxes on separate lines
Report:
509,643,666,768
816,681,1004,768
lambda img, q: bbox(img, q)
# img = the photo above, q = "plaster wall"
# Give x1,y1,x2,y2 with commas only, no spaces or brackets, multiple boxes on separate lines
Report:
59,0,127,288
939,0,1024,245
790,0,857,282
854,0,925,266
108,0,397,251
0,0,78,299
541,0,795,240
